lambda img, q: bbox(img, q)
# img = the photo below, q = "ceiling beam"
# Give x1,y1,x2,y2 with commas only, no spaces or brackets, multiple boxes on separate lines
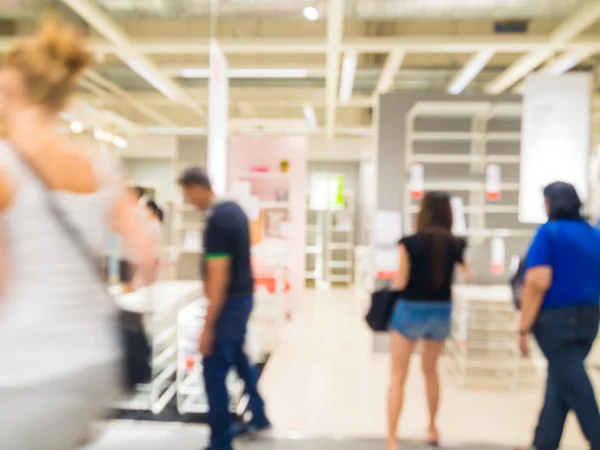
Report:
325,0,345,139
85,70,177,127
447,50,495,95
77,90,376,108
141,126,372,137
61,0,204,119
6,35,600,56
485,1,600,94
375,50,405,94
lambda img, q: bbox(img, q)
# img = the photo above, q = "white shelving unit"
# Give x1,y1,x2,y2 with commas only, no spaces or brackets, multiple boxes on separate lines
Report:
169,202,205,280
325,192,355,285
305,204,325,284
113,281,201,414
446,285,544,390
403,101,534,265
176,300,245,415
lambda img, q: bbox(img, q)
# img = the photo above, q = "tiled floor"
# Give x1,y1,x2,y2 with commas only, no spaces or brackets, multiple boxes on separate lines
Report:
259,289,591,449
83,422,515,450
89,288,595,449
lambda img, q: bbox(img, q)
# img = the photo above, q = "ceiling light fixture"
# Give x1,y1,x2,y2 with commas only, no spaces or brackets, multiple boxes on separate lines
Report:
302,104,318,130
112,136,128,149
339,52,357,102
69,121,84,134
448,50,495,95
543,49,593,75
303,6,319,21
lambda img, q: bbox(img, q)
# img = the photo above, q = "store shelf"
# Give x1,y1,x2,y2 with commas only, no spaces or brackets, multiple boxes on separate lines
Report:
237,171,290,181
405,180,519,191
328,274,353,282
327,242,353,250
486,132,521,142
305,246,321,254
260,201,290,209
410,132,482,142
409,101,521,119
446,285,543,390
409,204,519,214
410,154,521,165
327,260,353,268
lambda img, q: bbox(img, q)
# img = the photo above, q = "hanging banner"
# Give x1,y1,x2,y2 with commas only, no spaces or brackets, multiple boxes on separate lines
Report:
410,163,424,200
490,236,505,275
519,73,591,223
207,39,229,196
486,164,501,201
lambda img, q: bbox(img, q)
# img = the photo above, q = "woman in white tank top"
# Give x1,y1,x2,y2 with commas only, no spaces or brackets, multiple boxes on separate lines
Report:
0,17,159,449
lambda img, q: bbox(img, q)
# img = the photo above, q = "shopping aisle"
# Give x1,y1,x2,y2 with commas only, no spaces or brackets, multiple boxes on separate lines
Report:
260,289,591,448
83,421,515,450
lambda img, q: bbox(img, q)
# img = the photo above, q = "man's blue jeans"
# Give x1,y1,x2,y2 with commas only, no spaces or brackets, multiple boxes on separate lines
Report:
532,304,600,450
203,295,267,450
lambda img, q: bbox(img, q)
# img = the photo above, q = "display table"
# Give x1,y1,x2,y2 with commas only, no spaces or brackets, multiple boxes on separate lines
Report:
113,281,202,414
447,285,544,390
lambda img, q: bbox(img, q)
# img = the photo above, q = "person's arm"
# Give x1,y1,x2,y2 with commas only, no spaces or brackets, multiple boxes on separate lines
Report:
455,238,472,282
0,171,13,296
200,220,231,356
111,189,158,286
520,226,552,334
392,243,410,291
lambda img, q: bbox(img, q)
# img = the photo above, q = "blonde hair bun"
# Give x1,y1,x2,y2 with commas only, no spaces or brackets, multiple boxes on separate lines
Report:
5,14,92,111
36,15,92,77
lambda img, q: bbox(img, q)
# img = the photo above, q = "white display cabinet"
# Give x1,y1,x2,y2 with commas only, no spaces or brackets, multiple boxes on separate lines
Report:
113,281,201,414
446,285,544,390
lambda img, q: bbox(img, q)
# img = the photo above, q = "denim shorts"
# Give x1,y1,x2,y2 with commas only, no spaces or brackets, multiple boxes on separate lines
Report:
389,300,452,341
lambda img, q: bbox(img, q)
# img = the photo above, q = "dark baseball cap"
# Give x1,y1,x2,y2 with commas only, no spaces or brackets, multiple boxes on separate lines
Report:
178,166,212,190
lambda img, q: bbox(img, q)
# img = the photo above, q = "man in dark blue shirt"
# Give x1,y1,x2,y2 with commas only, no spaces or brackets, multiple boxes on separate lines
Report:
179,167,270,450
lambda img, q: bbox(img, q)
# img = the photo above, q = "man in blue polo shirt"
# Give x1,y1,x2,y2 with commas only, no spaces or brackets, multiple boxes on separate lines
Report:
179,167,270,450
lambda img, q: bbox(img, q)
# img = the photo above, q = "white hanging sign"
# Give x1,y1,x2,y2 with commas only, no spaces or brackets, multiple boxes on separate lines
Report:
490,236,505,275
207,39,229,196
169,247,179,267
519,73,591,223
486,164,501,201
450,196,467,235
410,163,424,200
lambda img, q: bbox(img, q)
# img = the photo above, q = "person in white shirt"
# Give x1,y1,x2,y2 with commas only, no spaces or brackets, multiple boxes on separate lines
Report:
0,16,158,449
119,185,148,293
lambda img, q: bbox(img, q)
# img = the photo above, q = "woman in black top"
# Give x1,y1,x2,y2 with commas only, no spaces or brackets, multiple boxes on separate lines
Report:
387,191,470,450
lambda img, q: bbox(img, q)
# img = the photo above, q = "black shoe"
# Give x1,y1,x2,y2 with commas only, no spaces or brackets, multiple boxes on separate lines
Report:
232,418,272,439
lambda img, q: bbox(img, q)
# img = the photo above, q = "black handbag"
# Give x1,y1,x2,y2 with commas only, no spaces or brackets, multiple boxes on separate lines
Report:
365,288,398,331
19,155,151,390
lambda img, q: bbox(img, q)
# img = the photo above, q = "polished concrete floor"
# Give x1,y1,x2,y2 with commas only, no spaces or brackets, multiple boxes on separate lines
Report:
85,422,516,450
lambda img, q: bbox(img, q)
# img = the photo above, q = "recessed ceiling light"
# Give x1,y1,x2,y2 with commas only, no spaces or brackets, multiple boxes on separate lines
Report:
69,121,84,134
303,6,319,21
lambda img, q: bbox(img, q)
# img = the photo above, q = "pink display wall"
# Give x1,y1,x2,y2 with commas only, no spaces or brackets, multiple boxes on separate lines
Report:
228,136,307,305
